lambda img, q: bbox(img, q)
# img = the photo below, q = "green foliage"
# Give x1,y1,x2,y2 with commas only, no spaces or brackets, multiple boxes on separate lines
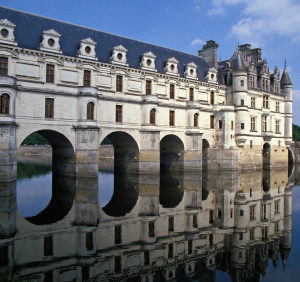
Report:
17,162,52,180
293,124,300,141
21,132,50,145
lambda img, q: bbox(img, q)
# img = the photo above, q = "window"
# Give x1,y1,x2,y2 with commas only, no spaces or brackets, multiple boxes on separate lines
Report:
241,123,245,130
146,80,152,95
231,120,234,130
169,110,175,126
262,226,268,241
148,221,155,237
241,99,244,106
46,64,54,83
83,70,91,87
0,57,8,76
87,102,94,120
218,210,222,218
250,205,255,221
0,93,10,114
251,117,256,131
239,232,243,240
115,225,122,244
210,115,214,129
241,80,244,87
144,251,150,265
250,229,254,240
193,214,198,228
262,115,267,132
240,210,244,216
115,256,121,274
86,232,93,250
275,120,280,134
210,91,214,105
194,113,199,127
168,244,173,258
82,266,89,281
45,98,54,118
262,203,266,219
170,84,175,99
263,95,269,108
209,210,214,223
44,236,53,256
275,221,279,232
209,234,213,247
116,75,123,92
0,246,8,267
116,105,122,122
189,88,194,101
275,200,280,214
150,108,156,125
230,209,233,218
251,97,256,108
219,120,223,129
168,216,174,232
188,240,193,254
45,271,53,282
276,101,280,113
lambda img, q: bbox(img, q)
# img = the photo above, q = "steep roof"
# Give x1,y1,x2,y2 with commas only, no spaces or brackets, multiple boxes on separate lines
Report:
0,6,210,80
231,50,248,72
281,66,292,86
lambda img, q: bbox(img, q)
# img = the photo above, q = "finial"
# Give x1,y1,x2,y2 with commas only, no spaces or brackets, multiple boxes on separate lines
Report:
284,58,287,68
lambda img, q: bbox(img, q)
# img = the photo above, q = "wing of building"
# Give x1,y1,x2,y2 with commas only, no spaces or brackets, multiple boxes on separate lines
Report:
0,6,293,175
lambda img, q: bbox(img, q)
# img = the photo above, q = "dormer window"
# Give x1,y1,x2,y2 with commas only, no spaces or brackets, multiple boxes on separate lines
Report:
0,19,17,46
185,62,198,79
206,67,218,83
140,52,157,71
110,45,128,66
40,29,62,54
165,57,179,76
78,37,97,60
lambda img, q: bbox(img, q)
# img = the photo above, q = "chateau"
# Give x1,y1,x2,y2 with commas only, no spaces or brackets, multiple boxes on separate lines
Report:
0,7,293,177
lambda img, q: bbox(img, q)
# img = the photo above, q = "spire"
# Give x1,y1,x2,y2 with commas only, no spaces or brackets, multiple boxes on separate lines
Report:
232,50,248,72
281,60,292,87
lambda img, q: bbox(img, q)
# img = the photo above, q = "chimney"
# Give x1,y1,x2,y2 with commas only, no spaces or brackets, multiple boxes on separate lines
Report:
198,40,219,68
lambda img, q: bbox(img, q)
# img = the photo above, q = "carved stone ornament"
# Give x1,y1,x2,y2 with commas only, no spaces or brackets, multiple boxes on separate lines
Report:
39,29,62,54
0,19,17,46
165,57,179,76
140,51,157,71
77,37,98,61
110,45,128,66
184,62,198,80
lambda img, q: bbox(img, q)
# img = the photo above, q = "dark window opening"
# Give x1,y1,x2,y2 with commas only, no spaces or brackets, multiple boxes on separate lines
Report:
148,221,155,237
150,108,156,125
188,240,193,254
146,80,152,95
115,256,121,274
84,70,91,87
170,84,175,99
44,236,53,256
116,75,123,92
189,88,194,101
0,93,10,114
46,64,55,83
144,250,150,265
87,102,94,120
82,266,89,281
86,232,93,250
0,57,8,76
0,246,8,267
45,98,54,118
169,110,175,126
168,243,173,258
193,214,198,228
116,105,122,122
168,216,174,232
115,225,122,244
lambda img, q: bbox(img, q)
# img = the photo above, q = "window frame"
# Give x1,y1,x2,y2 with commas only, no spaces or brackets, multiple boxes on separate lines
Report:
116,75,123,92
210,115,214,129
169,110,175,126
150,108,156,125
0,57,8,76
193,113,199,127
170,84,175,99
87,101,95,120
0,93,10,114
46,64,55,84
45,98,54,119
83,69,91,87
146,80,152,95
189,87,194,101
116,105,123,123
210,91,214,105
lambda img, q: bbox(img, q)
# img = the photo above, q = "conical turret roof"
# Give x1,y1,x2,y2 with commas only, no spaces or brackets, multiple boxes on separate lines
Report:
232,50,248,72
281,63,292,86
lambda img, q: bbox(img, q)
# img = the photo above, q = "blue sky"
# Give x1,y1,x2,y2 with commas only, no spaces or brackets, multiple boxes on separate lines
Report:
2,0,300,124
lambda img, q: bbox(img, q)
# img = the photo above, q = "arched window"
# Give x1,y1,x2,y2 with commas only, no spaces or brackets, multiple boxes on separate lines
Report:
150,108,156,125
0,93,10,114
87,102,94,120
194,113,199,127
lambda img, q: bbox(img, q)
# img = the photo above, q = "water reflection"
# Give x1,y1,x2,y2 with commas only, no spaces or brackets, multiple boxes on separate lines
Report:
0,164,295,281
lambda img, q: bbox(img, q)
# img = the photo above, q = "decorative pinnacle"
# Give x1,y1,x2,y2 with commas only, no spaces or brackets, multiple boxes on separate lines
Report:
284,58,287,68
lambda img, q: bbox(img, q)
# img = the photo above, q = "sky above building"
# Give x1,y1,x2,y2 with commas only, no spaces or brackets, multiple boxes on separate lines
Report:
1,0,300,124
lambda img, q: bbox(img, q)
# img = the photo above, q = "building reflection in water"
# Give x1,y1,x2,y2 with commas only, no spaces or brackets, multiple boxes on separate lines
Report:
0,166,293,282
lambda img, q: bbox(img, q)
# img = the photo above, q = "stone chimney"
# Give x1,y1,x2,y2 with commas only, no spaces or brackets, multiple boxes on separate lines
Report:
198,40,219,69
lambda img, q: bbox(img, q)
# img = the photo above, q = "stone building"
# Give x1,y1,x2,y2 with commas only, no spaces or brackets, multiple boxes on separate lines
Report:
0,7,293,177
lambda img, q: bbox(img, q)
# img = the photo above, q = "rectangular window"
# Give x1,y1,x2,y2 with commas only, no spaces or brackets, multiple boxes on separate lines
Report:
86,232,93,250
241,123,245,130
275,200,280,214
193,214,198,228
188,240,193,254
82,266,89,281
262,226,268,241
239,232,243,240
45,271,53,282
44,236,53,256
276,120,280,134
116,75,123,92
262,204,267,219
262,115,267,132
116,105,122,122
241,99,244,106
210,115,214,129
46,64,55,83
170,84,175,99
0,57,8,76
210,91,214,105
219,120,223,129
146,80,152,95
148,221,155,237
251,97,256,108
263,95,269,109
168,243,173,258
250,228,254,240
83,70,91,87
231,120,234,130
276,101,280,113
45,98,54,118
275,221,279,232
250,205,255,221
189,88,194,101
209,210,214,223
241,80,244,87
168,216,174,232
251,117,256,131
240,210,244,216
115,225,122,244
0,246,8,267
115,256,121,274
209,234,213,247
144,251,150,265
169,110,175,126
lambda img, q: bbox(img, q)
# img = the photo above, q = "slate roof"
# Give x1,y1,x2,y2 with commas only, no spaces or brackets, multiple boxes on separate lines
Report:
0,6,210,81
281,67,292,86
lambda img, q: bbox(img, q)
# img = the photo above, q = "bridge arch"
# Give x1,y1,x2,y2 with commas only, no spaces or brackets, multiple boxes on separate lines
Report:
100,131,140,173
160,134,185,171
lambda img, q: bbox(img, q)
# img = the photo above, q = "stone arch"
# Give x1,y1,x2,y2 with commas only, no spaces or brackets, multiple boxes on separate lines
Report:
100,131,140,173
160,134,185,171
262,143,271,168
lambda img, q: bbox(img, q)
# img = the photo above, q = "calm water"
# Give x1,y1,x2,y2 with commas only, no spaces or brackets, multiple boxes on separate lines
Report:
0,162,299,281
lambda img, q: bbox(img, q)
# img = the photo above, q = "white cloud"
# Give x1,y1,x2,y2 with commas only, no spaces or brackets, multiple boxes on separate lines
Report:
208,0,300,45
190,38,205,47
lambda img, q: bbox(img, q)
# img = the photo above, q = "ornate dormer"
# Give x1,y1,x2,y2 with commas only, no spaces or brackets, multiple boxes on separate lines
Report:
248,61,257,88
165,57,179,76
0,19,17,46
206,67,218,83
184,62,198,80
77,37,97,61
271,66,280,93
39,29,62,54
140,51,157,71
258,59,270,91
110,45,128,66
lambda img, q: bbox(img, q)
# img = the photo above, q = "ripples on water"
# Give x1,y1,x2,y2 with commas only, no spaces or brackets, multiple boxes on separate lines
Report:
0,162,299,281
